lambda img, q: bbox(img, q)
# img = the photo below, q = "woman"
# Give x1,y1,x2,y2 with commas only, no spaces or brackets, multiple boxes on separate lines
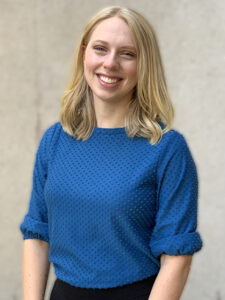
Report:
20,6,203,300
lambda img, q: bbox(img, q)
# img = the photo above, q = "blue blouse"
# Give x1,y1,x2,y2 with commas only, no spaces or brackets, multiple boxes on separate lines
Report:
20,122,203,288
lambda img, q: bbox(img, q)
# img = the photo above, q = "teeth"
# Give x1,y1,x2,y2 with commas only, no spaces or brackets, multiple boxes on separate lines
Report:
99,75,119,84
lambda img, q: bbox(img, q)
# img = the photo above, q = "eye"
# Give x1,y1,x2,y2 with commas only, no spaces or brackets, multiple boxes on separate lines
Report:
93,45,106,52
121,51,136,58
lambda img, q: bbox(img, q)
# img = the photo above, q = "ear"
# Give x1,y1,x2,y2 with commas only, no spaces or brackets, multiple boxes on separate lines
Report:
82,44,86,60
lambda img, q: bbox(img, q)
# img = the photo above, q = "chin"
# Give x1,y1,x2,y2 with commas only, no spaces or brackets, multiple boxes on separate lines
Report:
93,91,120,102
96,95,118,102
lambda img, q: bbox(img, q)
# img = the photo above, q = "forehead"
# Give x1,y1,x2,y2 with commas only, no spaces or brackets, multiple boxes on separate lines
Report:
89,17,136,48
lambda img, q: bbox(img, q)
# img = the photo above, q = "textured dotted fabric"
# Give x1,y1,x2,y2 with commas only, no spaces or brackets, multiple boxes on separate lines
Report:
20,122,203,289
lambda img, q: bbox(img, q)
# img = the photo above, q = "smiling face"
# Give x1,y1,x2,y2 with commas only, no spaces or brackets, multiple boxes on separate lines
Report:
83,17,138,105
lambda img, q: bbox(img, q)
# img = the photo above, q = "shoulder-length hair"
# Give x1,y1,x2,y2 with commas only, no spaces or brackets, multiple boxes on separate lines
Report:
60,6,174,144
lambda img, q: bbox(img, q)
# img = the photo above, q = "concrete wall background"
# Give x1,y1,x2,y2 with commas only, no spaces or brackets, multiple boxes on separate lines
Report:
0,0,224,299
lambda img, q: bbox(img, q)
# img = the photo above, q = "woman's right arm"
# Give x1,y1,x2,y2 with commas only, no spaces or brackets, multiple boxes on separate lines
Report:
23,239,50,300
20,124,60,299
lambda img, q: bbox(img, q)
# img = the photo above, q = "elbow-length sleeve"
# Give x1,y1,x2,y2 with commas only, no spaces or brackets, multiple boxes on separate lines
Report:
19,124,57,242
149,132,203,259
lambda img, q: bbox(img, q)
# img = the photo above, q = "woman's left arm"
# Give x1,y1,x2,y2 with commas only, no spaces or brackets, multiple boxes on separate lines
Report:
148,254,192,300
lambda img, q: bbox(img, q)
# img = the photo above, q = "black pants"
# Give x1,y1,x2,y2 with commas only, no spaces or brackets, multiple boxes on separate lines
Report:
50,275,157,300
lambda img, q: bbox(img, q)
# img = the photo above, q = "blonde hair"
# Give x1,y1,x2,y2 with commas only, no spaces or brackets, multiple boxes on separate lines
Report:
60,6,174,144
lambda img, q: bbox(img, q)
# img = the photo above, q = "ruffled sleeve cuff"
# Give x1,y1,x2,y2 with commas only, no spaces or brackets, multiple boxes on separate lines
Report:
20,215,49,243
149,232,203,258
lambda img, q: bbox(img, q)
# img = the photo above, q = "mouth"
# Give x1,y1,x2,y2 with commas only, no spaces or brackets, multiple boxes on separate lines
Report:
96,73,122,86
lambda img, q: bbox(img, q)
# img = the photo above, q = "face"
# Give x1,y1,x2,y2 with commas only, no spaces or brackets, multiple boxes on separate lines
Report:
83,17,137,105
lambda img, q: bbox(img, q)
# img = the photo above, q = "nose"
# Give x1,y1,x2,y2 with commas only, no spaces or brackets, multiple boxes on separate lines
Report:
103,53,118,69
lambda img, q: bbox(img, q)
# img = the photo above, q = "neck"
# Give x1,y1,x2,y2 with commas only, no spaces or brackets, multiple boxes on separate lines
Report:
93,97,130,128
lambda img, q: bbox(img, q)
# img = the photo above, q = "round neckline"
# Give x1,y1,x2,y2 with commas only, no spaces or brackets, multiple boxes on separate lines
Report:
93,126,126,134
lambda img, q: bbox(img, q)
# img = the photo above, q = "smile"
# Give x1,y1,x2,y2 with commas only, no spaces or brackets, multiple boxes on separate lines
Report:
97,74,122,85
99,75,119,83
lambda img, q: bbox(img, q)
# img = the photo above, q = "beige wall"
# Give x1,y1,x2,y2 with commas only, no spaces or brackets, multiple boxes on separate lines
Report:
0,0,224,299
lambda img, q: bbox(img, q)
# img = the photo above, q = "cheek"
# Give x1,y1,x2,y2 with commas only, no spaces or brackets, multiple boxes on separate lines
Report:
126,63,138,83
84,58,96,83
84,52,100,72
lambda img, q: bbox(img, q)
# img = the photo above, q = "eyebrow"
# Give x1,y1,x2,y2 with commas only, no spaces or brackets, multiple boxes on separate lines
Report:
92,40,136,51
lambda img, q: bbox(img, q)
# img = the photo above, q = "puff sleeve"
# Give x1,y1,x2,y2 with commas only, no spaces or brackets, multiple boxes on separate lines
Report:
149,132,203,258
19,125,56,242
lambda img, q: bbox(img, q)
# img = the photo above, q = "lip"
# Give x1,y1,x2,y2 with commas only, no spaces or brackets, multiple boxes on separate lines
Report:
97,73,123,80
96,73,122,87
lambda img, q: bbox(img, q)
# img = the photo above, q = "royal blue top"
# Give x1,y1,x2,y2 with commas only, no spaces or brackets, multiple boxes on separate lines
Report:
20,121,203,288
